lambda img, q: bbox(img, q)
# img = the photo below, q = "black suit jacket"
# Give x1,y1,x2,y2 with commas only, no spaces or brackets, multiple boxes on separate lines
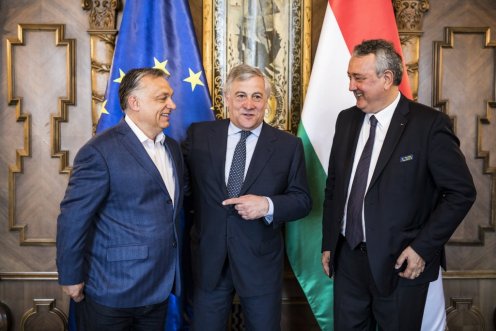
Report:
322,95,476,296
184,119,311,297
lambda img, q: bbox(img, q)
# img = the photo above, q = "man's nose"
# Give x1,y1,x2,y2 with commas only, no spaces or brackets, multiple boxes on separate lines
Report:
349,79,356,91
243,98,256,109
167,98,176,110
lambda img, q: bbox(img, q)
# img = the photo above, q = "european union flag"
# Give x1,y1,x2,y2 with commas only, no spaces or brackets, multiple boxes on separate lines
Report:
67,0,214,330
97,0,213,142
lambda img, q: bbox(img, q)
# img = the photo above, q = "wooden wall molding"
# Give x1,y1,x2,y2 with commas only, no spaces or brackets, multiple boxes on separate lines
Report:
5,24,75,246
0,273,59,281
433,26,496,246
444,270,496,279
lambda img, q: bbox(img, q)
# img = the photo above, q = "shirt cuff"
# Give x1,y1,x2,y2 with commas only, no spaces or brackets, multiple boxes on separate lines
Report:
264,197,274,224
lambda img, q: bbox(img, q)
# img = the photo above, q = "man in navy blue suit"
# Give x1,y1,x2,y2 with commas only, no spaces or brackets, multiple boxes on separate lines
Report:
184,64,311,331
56,68,184,331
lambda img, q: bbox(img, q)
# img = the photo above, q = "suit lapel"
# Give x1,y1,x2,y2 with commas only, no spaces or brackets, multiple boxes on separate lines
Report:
163,136,181,207
208,120,230,196
117,120,169,195
368,95,410,190
240,122,274,195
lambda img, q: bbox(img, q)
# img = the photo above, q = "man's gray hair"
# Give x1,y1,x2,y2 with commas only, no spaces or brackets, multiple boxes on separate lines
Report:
353,39,404,86
224,64,271,97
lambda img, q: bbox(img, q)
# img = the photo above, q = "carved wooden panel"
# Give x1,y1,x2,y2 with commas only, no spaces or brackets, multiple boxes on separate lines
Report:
420,0,496,329
0,0,91,329
432,26,496,246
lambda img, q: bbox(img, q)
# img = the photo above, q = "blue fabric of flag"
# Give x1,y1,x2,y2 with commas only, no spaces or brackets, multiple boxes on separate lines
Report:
68,1,213,330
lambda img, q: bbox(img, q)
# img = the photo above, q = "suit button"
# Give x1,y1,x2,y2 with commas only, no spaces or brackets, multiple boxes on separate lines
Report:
166,199,173,204
172,241,177,248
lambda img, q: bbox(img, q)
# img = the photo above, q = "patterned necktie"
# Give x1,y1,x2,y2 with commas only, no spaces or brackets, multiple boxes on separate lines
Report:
227,130,251,198
346,115,378,249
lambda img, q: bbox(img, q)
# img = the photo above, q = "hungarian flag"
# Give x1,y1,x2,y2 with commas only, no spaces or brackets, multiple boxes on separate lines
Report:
285,0,411,329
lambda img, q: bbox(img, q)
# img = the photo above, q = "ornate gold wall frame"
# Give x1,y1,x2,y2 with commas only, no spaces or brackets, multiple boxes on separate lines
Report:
433,26,496,246
203,0,311,134
20,299,67,331
6,24,75,246
446,297,486,330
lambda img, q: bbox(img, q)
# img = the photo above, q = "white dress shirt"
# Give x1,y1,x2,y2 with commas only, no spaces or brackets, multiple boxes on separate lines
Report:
125,116,175,204
342,92,401,240
225,122,274,222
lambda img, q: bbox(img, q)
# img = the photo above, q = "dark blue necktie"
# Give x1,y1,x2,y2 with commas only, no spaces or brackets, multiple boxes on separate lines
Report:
227,130,251,198
346,115,378,249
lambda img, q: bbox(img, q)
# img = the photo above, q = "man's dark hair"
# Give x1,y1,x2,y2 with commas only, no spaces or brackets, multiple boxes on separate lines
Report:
119,68,169,111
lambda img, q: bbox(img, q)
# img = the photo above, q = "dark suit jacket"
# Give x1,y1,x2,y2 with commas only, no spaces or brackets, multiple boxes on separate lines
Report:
322,95,476,296
183,119,311,297
56,119,184,308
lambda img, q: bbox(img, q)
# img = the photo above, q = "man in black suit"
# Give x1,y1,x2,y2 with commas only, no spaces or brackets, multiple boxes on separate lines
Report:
184,64,311,331
321,39,476,330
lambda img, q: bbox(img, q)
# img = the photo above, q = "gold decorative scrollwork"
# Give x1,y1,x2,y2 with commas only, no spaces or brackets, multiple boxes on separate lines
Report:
83,0,121,133
393,0,429,101
6,24,75,246
393,0,429,31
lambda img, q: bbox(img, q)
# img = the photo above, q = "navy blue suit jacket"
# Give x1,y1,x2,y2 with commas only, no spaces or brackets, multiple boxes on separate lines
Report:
56,120,184,308
183,120,311,297
322,95,476,296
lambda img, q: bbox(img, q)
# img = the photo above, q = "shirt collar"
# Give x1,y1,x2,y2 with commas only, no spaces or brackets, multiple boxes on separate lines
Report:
125,115,165,144
367,92,401,128
228,121,263,138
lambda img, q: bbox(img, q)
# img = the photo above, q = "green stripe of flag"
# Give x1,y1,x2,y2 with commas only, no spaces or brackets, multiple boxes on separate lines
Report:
286,124,333,331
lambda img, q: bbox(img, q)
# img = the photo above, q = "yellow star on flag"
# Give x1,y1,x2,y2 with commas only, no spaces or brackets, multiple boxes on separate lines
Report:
99,100,109,117
153,57,170,76
183,68,205,91
113,69,126,83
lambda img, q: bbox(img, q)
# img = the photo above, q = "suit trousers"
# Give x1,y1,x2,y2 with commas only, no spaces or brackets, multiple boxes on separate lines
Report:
75,296,168,331
192,259,281,331
334,236,429,331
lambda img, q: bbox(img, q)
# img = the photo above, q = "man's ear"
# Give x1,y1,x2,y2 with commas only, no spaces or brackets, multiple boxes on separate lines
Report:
127,95,139,112
383,70,394,90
